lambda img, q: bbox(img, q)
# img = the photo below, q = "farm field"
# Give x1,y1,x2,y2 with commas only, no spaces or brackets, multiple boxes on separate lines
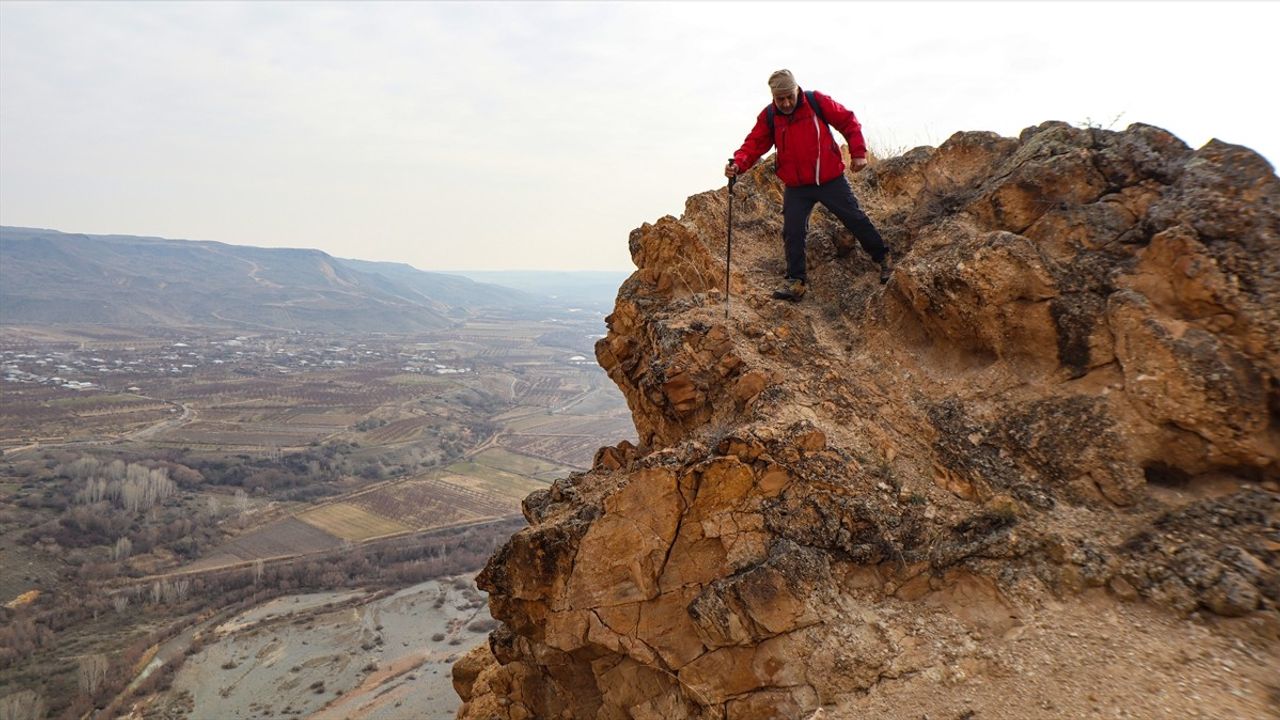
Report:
496,413,635,469
352,475,520,524
508,414,632,436
298,503,413,541
499,435,605,469
561,385,631,416
153,426,320,449
0,312,634,604
363,416,435,444
180,470,538,572
440,461,548,500
0,386,177,446
184,517,348,572
470,447,577,480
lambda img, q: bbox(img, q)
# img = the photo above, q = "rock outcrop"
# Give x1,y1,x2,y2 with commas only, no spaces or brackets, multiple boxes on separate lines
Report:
455,122,1280,719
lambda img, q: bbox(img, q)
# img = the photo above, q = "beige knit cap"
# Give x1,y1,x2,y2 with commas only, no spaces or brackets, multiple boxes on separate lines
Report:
768,69,798,96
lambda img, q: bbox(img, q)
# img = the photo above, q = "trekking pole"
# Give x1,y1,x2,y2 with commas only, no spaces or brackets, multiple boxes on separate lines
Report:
725,160,736,320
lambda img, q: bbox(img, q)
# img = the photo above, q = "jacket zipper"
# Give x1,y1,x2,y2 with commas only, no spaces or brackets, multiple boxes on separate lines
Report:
813,114,822,183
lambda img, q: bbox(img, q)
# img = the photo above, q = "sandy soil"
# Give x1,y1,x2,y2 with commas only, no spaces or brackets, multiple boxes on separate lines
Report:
159,575,492,719
825,589,1280,720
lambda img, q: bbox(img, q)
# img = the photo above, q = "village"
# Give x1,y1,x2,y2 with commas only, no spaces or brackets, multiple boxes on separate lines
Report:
0,335,473,393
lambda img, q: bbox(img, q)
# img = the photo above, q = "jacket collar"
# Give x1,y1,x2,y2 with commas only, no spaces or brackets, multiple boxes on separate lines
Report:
774,87,811,119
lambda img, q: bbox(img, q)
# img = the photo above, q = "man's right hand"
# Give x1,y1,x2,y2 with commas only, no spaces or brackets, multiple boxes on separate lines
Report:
724,161,738,179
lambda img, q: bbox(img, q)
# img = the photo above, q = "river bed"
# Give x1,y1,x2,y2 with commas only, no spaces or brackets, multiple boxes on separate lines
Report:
161,575,492,719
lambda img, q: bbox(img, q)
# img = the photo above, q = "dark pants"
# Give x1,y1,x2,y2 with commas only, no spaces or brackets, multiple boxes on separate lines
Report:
782,175,886,281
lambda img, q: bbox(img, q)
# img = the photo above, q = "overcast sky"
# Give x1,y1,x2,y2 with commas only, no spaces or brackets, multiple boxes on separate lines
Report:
1,1,1275,271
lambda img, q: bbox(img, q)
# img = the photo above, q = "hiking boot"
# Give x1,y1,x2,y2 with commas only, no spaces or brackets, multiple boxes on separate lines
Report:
772,278,807,301
878,252,893,284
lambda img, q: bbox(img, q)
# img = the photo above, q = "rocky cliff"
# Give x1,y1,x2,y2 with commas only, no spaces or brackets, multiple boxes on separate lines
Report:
454,122,1280,719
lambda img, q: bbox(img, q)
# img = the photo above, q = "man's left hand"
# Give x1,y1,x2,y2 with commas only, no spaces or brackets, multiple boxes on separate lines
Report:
850,157,868,173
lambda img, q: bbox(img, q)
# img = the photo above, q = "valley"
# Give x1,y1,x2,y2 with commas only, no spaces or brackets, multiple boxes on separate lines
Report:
0,308,634,719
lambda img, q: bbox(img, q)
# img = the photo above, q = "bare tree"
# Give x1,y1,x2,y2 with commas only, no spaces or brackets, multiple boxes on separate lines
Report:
77,654,108,696
150,579,191,605
63,456,101,481
0,690,46,720
105,459,127,482
111,465,175,512
112,536,133,562
125,462,149,485
76,477,109,504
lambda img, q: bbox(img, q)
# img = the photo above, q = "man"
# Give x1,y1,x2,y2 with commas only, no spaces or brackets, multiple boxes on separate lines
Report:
726,69,891,301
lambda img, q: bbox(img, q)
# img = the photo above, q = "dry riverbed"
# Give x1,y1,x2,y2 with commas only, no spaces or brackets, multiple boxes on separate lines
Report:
145,575,493,719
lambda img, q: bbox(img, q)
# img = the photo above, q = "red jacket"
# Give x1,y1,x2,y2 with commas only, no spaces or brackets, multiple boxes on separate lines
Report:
732,89,868,187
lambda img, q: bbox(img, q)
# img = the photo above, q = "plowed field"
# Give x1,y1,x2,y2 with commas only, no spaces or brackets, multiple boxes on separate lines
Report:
297,503,412,541
348,475,523,527
364,416,433,444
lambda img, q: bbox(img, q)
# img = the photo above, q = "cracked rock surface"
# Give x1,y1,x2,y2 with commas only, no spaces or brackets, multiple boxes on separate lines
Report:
454,122,1280,719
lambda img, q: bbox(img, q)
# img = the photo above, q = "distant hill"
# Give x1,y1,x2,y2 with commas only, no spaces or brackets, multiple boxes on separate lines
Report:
445,271,631,310
0,227,563,332
337,259,556,312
